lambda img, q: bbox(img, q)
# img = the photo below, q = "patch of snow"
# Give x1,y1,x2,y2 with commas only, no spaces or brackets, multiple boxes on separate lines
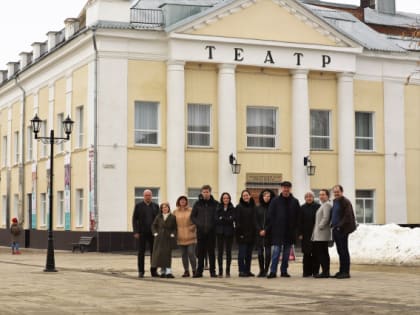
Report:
329,224,420,266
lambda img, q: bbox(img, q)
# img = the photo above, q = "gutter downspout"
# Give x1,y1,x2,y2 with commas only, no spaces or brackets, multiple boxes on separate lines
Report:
92,26,99,251
15,75,26,230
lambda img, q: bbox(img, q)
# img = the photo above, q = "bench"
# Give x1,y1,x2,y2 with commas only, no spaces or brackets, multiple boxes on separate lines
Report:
72,236,94,253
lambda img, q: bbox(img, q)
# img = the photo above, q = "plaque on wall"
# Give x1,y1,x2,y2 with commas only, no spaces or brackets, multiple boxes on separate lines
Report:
246,173,283,185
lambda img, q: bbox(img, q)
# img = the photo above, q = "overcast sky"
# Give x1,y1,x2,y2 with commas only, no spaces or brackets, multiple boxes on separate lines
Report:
0,0,419,68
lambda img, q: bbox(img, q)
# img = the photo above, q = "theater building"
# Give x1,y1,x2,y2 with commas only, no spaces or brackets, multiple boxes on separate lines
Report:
0,0,418,250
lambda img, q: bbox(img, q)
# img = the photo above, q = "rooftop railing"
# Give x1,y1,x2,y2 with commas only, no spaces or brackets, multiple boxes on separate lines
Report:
130,8,165,27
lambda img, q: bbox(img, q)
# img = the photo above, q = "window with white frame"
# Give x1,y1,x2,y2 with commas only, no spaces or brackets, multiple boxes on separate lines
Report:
188,104,211,147
246,107,277,148
76,106,84,148
2,136,7,166
76,189,84,226
27,126,33,161
14,131,20,164
41,120,48,157
13,194,19,219
355,190,375,224
134,187,159,206
355,112,374,151
310,110,331,150
187,188,201,207
2,195,7,225
57,113,64,152
40,193,47,226
311,189,321,204
134,101,159,145
57,191,64,227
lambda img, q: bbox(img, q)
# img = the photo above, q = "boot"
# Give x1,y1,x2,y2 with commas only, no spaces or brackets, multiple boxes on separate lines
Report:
257,254,265,277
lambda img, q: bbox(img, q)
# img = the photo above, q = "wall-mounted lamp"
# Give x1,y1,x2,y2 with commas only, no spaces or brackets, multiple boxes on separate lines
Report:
304,156,316,176
229,153,241,175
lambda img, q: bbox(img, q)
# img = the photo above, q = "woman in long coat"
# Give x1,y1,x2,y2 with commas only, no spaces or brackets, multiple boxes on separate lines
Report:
151,202,177,278
235,189,257,277
312,189,333,278
255,189,275,277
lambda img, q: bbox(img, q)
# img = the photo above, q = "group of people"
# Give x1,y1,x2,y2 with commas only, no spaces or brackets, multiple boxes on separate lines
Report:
132,182,356,279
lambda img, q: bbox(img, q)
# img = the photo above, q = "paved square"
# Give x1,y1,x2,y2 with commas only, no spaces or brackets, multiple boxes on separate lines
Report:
0,248,419,314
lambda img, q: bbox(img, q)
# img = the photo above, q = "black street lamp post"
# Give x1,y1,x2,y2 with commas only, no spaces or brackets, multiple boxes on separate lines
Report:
31,114,74,272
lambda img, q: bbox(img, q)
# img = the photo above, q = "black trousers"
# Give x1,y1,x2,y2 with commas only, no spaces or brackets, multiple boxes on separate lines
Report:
196,232,216,275
302,240,319,276
313,241,330,275
257,244,271,273
137,233,157,274
216,234,233,274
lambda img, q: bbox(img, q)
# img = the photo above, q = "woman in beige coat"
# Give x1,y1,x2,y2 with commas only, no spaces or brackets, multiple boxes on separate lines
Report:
312,189,333,278
173,196,197,277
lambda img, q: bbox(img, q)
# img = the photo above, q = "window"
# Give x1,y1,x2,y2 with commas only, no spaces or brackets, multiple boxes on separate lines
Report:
355,112,374,151
76,106,84,148
41,120,48,157
310,110,331,150
355,190,375,224
187,188,201,207
40,193,47,226
14,131,20,164
2,136,8,166
57,191,64,227
134,101,159,145
246,107,277,148
27,126,33,161
76,189,84,226
57,113,64,152
188,104,211,147
134,187,159,205
311,189,321,203
2,195,7,225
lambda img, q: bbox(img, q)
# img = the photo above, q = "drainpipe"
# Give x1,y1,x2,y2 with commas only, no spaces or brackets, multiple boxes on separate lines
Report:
91,26,99,251
15,75,26,229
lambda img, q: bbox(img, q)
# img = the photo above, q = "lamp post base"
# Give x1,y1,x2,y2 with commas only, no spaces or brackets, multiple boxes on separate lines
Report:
44,232,57,272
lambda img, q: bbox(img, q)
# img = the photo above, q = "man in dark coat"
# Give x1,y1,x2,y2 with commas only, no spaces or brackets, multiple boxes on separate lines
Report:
191,184,219,278
331,185,357,279
298,191,320,277
267,181,301,278
132,189,159,278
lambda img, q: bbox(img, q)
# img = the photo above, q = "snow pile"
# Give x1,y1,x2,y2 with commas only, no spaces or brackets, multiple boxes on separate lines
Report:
329,224,420,266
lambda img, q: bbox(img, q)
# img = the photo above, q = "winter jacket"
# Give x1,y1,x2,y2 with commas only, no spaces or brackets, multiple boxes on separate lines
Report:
267,193,301,245
151,213,177,268
255,189,275,247
298,201,320,253
312,201,333,242
235,198,256,244
173,207,197,245
191,194,218,235
132,201,159,235
332,196,357,234
10,223,21,242
215,203,235,236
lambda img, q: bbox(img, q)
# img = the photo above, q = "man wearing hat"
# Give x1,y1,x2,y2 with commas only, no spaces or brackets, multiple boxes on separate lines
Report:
266,181,301,278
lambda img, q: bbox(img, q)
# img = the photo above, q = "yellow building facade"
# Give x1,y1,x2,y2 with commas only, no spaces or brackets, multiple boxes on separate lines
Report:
0,0,418,250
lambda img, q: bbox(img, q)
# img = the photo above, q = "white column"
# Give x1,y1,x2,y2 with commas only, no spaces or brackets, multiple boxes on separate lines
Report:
96,57,128,231
218,64,237,200
384,79,407,223
166,60,186,206
65,73,73,152
337,72,355,204
291,69,310,203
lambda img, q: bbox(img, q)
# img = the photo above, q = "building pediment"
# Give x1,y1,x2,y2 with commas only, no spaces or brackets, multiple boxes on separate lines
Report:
167,0,359,48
